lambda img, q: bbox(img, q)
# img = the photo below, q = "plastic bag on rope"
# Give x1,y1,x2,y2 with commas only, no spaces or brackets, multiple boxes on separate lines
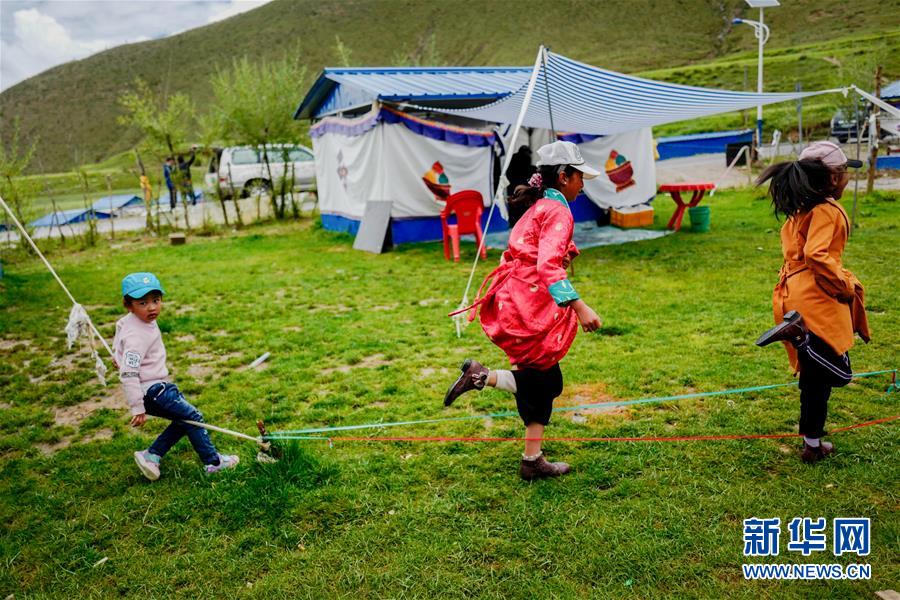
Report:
65,303,108,385
65,304,91,349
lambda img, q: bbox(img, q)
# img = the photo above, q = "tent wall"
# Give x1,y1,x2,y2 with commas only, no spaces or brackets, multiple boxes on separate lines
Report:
312,110,498,243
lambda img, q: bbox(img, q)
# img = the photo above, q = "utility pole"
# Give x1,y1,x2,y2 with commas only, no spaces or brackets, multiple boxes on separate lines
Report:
866,65,883,194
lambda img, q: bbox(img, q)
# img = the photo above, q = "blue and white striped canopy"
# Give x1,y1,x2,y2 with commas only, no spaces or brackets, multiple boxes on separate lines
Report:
428,51,836,135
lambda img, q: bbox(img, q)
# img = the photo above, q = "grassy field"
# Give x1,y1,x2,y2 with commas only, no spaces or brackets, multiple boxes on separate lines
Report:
0,189,898,598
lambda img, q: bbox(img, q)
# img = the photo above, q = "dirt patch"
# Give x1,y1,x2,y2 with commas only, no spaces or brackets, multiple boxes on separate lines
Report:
372,304,399,311
37,438,73,455
176,334,197,343
37,428,116,455
308,303,353,314
185,350,214,361
173,304,197,315
371,402,388,408
81,428,114,443
211,329,229,337
187,364,215,378
0,338,34,351
322,353,391,375
282,326,303,333
0,402,11,410
556,382,630,421
53,387,125,427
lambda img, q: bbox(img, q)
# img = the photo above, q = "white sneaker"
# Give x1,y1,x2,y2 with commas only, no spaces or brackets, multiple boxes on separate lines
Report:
134,450,161,481
205,454,239,474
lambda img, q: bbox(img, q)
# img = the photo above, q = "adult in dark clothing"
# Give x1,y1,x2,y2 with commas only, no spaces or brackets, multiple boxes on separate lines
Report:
177,149,197,205
505,145,536,197
163,157,177,210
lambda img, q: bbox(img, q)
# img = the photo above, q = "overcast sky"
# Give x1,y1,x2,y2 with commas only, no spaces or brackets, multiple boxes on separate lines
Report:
0,0,273,92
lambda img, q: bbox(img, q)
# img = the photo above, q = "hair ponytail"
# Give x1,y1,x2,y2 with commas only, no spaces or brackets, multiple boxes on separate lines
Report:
756,158,836,218
507,163,578,226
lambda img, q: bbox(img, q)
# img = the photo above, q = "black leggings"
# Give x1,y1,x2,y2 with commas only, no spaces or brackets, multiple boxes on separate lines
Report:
797,332,852,439
512,364,563,426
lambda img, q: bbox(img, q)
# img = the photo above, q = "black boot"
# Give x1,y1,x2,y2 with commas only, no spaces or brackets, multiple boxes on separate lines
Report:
756,310,809,347
443,359,489,407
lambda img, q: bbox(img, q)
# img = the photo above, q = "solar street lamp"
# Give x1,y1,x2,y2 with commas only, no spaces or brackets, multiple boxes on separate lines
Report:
733,0,779,149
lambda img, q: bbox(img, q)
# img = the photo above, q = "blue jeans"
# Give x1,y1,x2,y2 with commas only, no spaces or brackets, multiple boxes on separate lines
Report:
144,383,219,465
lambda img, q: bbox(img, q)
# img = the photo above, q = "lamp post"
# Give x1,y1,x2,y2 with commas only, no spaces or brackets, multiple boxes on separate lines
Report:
733,0,779,150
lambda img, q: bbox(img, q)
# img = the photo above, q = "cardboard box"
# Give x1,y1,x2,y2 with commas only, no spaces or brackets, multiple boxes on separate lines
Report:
611,204,654,228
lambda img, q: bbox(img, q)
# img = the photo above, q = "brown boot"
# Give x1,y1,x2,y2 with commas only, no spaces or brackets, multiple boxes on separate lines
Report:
801,440,834,464
756,310,809,347
443,359,489,407
519,454,571,481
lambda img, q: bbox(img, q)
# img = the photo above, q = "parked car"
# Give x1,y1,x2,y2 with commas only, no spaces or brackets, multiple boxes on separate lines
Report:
205,144,316,199
830,109,868,144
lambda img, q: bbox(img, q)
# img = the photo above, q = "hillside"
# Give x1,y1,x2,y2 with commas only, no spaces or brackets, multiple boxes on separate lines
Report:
1,0,899,173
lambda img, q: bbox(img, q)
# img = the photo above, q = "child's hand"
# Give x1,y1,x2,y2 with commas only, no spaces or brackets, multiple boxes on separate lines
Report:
571,299,602,332
130,413,147,428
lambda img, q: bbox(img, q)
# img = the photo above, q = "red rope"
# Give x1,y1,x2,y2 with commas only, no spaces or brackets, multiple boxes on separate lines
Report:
313,415,899,444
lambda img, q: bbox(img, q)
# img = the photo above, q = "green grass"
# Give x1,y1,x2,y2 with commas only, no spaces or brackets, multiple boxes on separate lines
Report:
1,189,898,597
1,0,898,173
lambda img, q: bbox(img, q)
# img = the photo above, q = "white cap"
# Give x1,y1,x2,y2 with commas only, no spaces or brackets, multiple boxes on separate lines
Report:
535,141,601,179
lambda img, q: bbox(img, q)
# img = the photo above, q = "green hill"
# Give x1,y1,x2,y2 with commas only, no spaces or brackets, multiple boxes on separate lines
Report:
1,0,898,173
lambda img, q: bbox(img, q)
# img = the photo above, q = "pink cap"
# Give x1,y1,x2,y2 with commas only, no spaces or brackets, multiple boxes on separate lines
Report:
798,141,863,169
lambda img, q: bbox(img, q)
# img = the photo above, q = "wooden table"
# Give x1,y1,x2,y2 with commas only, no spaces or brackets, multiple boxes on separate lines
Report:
658,182,716,231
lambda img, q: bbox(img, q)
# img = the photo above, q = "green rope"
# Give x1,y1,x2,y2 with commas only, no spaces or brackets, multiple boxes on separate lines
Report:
266,369,897,438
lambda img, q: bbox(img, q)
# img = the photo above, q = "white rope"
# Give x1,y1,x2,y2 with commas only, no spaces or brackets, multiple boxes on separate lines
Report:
851,85,900,119
0,193,114,359
453,45,546,337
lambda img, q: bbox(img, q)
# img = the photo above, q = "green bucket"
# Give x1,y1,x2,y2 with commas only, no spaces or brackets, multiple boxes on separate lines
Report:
688,205,710,233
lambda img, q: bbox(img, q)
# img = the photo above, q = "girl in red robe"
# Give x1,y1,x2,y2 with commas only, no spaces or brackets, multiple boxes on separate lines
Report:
445,141,603,480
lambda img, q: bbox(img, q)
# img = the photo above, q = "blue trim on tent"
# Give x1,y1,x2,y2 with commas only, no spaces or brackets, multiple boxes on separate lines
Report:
310,107,499,147
320,198,608,246
558,133,603,144
657,129,753,160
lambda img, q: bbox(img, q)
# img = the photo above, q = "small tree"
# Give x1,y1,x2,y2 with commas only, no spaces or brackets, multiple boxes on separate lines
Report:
208,55,307,219
118,79,196,230
196,111,234,228
0,118,38,224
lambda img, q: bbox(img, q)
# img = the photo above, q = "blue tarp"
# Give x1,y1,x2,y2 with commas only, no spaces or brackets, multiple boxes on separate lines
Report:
29,209,111,228
91,194,143,212
876,155,900,170
656,129,753,160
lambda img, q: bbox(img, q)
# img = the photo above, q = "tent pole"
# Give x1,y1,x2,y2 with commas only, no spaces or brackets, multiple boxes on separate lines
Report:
542,47,556,139
454,45,546,337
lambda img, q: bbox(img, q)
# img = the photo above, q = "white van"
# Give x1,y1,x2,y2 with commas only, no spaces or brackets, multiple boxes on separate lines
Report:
205,144,316,198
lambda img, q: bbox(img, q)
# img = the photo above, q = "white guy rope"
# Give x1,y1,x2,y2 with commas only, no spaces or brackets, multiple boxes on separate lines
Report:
453,45,547,337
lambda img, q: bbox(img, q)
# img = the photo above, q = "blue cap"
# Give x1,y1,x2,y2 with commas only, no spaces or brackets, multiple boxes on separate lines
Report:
122,272,165,299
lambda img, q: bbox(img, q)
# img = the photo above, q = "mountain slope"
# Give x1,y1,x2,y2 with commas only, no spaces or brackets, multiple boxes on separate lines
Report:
1,0,898,172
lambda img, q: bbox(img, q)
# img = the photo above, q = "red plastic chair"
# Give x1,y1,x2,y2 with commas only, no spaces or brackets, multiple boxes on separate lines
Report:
440,190,487,262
